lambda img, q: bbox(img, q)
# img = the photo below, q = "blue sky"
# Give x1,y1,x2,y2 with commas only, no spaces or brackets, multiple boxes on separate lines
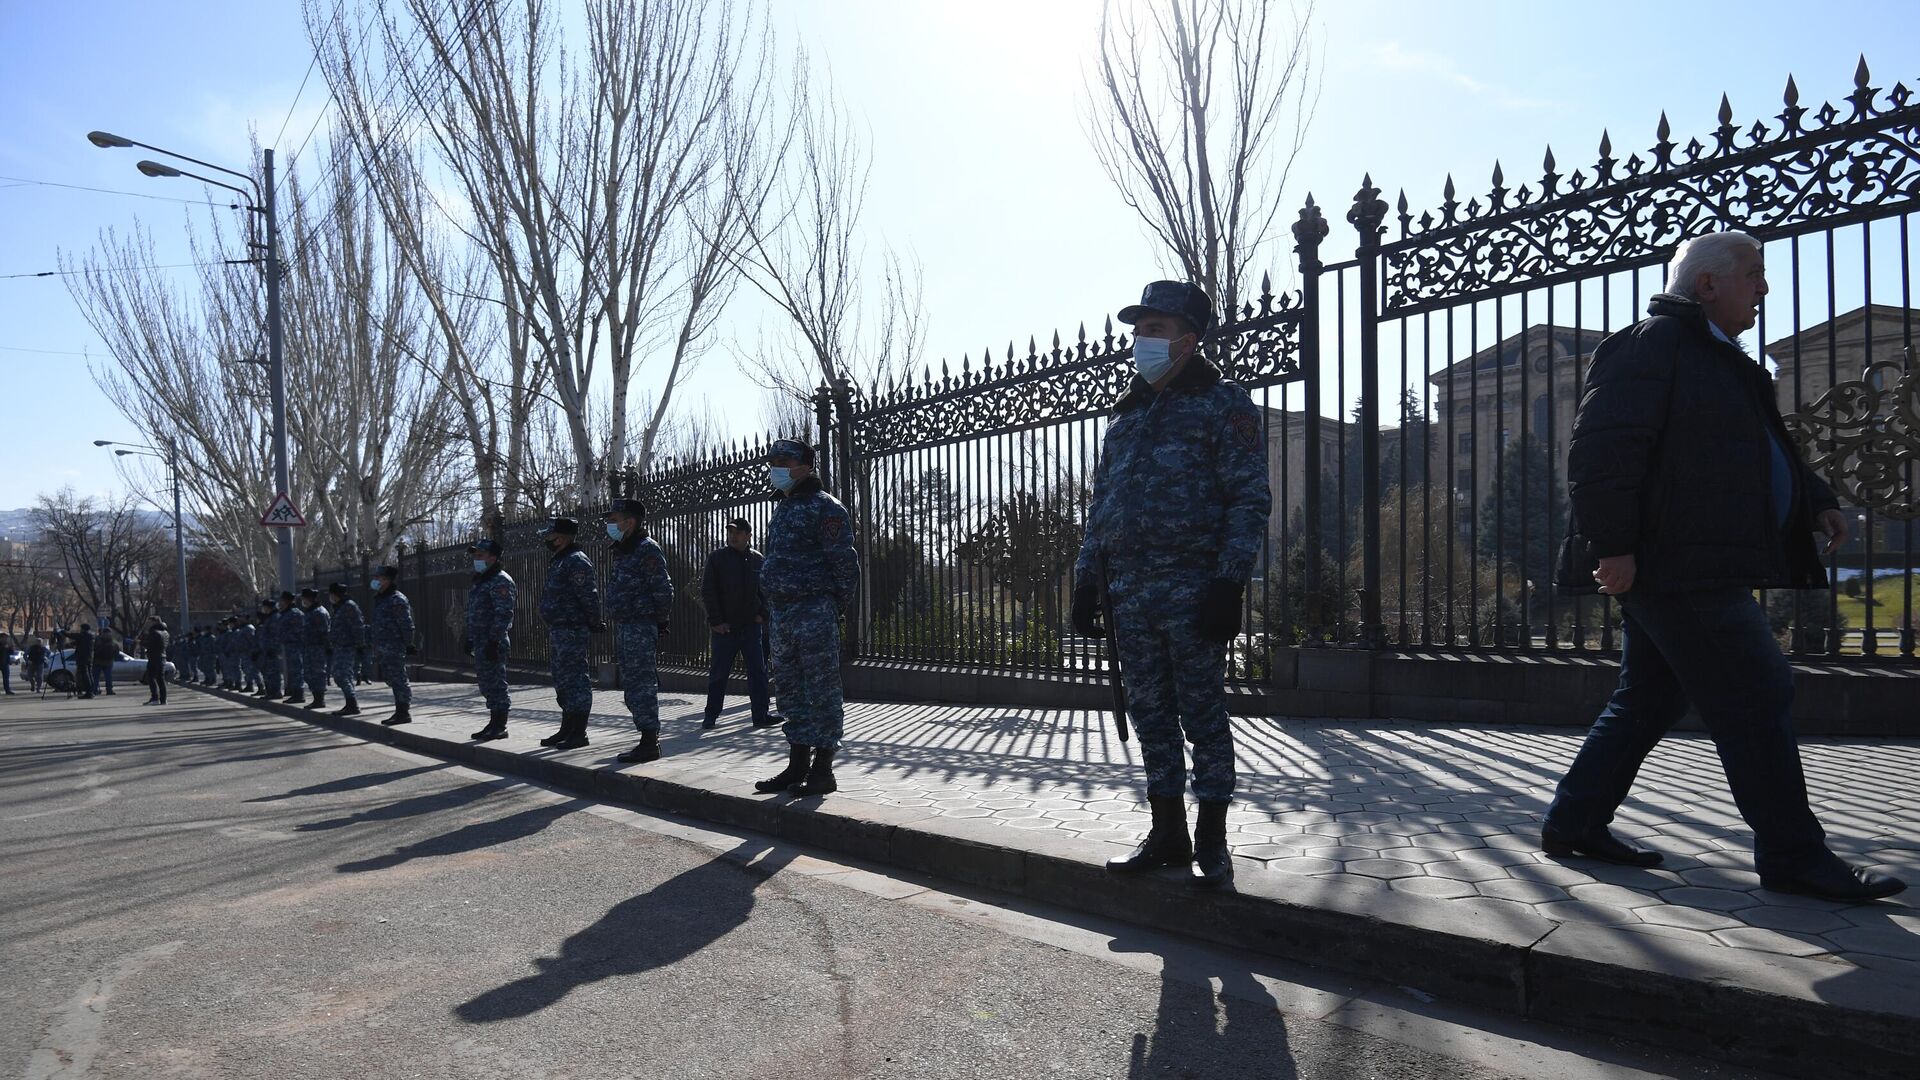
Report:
2,0,1913,514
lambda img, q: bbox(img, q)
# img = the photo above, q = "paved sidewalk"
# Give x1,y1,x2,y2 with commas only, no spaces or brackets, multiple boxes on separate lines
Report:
286,676,1919,980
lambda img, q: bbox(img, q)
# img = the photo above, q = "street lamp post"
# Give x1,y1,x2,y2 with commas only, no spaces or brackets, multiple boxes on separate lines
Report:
88,130,294,592
96,438,189,633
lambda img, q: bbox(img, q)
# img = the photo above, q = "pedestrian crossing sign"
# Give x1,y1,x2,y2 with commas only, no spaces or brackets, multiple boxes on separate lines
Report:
260,492,307,528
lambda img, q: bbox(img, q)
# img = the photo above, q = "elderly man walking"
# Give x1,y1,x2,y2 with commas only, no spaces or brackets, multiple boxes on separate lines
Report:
1548,230,1903,903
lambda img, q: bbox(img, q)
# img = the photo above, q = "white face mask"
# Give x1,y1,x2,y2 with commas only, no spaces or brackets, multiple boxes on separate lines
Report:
370,579,384,592
769,466,796,492
472,559,489,574
1133,336,1179,384
605,522,625,541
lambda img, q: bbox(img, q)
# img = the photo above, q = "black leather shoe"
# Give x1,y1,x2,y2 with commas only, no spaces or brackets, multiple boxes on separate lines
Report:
1763,857,1907,903
751,714,783,729
1108,797,1193,873
1541,824,1663,867
701,715,718,730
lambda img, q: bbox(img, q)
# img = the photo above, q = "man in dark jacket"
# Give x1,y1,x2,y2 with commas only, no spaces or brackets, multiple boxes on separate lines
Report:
1547,230,1902,903
72,623,95,699
93,626,118,695
141,617,171,705
700,518,772,730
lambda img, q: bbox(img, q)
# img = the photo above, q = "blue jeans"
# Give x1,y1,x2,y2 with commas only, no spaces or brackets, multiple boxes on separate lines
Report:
705,627,770,723
92,661,114,695
1545,587,1829,878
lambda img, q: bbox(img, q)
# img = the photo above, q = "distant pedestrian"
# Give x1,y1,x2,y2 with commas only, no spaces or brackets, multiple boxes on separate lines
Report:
299,590,331,711
1,632,13,695
141,617,171,705
603,499,674,764
370,565,417,726
463,539,516,741
753,440,859,798
1072,280,1271,889
536,518,601,751
71,623,95,700
1548,230,1904,903
326,584,364,716
700,518,774,730
24,633,48,693
92,626,118,695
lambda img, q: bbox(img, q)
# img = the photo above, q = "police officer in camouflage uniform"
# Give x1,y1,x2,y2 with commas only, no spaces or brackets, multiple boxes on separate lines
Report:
602,499,675,765
370,565,417,726
327,583,365,716
215,621,235,688
201,627,219,684
253,601,279,697
1072,280,1271,889
537,518,602,751
300,589,331,710
464,539,517,741
753,440,860,798
236,613,261,692
279,592,309,704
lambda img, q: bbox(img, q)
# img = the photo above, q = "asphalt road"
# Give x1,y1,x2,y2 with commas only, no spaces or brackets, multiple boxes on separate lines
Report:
0,691,1772,1080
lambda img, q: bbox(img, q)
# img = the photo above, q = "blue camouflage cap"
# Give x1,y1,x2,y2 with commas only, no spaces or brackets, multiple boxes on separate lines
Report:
467,538,503,555
606,498,647,518
768,439,814,464
537,517,578,536
1118,280,1216,334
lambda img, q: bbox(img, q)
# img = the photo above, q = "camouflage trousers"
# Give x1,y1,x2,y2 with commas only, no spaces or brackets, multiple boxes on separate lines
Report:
331,648,358,700
200,655,216,682
284,645,305,693
547,626,593,715
222,655,240,685
1109,567,1237,802
241,652,260,689
474,640,511,712
614,622,660,734
261,650,282,696
303,647,328,695
375,643,411,706
770,595,845,750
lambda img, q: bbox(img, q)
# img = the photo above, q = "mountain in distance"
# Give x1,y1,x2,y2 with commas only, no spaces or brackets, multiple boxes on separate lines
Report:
0,506,200,542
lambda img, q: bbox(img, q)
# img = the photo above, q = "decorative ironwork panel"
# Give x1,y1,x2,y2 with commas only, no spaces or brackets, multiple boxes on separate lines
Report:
853,283,1304,457
638,445,779,517
1379,61,1920,315
1783,353,1920,520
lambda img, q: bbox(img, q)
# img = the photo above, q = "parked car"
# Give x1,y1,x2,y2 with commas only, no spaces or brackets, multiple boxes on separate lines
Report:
29,648,177,693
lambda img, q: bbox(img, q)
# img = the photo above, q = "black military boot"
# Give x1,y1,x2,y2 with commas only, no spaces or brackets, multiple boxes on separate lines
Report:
304,691,326,711
539,722,567,747
551,712,591,751
1107,797,1193,874
335,697,361,717
285,688,306,704
790,747,838,796
472,709,509,741
381,703,411,727
615,730,661,764
1190,800,1234,888
755,745,810,793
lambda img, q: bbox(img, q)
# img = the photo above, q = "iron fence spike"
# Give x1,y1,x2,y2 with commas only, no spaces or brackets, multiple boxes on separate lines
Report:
1718,93,1734,126
1784,74,1799,106
1855,54,1870,88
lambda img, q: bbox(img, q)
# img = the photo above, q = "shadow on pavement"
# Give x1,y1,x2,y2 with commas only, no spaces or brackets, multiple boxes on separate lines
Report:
455,839,792,1023
1107,930,1300,1080
248,762,454,802
336,797,590,873
294,779,508,832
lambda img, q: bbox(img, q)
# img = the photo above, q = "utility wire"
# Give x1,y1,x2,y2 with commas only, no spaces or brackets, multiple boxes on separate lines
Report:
0,174,236,208
0,259,251,280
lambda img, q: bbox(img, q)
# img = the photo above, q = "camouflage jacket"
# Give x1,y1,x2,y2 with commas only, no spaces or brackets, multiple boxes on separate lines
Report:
761,477,859,607
370,589,415,651
281,608,307,651
539,545,600,629
465,566,517,646
255,613,278,650
232,623,257,658
605,534,673,624
303,605,331,648
329,599,364,650
1075,358,1271,585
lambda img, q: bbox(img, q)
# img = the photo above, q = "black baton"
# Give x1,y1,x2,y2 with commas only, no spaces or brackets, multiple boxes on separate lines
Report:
1097,554,1130,743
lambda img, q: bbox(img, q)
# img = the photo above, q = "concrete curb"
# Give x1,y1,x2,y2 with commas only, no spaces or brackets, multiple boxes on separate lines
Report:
195,684,1920,1080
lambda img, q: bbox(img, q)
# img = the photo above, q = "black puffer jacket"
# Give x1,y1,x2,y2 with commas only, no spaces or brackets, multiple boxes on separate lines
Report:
1556,293,1837,594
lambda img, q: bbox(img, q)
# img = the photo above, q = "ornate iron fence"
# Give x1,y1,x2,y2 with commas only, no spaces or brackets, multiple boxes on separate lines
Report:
325,61,1918,684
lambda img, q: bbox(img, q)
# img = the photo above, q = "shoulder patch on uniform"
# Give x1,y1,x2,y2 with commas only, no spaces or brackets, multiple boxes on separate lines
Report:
820,514,844,542
1228,410,1261,451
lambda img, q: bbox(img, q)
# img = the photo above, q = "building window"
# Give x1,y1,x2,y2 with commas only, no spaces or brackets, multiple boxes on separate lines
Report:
1456,469,1473,492
1457,432,1473,455
1499,427,1511,450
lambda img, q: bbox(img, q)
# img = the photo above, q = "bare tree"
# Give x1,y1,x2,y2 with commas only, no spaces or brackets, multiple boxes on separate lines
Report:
1086,0,1319,315
31,490,172,629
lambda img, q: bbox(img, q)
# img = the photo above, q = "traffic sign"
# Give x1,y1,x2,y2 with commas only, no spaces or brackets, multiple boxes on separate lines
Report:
260,492,307,528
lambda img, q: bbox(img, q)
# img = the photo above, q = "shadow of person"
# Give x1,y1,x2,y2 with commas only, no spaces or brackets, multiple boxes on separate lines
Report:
294,779,506,832
1109,932,1299,1080
454,840,792,1024
247,762,452,802
336,798,589,873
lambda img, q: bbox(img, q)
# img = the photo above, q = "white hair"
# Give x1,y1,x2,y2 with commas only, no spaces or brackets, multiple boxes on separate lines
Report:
1665,231,1762,298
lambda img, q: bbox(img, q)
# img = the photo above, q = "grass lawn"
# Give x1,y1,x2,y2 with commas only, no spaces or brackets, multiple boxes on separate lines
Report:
1834,573,1920,628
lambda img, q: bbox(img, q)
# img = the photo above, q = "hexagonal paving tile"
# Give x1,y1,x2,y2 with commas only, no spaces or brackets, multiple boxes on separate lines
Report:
1654,886,1764,912
1389,876,1482,900
1343,858,1425,880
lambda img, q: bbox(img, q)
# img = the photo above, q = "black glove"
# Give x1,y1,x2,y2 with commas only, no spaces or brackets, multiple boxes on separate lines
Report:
461,637,472,656
406,644,419,656
1070,580,1104,638
484,642,500,662
589,618,608,634
1196,578,1244,643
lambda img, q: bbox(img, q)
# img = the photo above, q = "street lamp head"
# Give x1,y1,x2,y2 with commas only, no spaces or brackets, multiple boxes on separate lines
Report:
136,159,183,179
87,130,134,149
92,439,112,446
114,450,134,457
